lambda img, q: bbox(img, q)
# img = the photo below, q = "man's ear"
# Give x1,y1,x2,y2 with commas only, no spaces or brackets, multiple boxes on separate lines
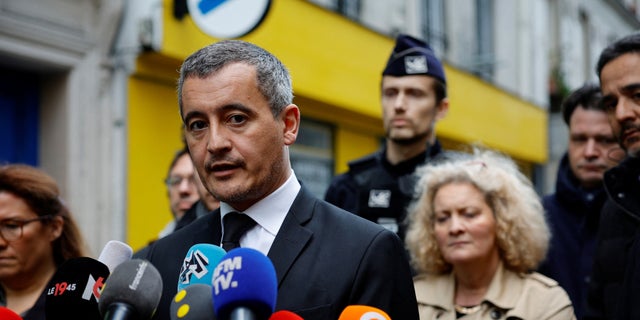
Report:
281,104,300,146
435,98,449,121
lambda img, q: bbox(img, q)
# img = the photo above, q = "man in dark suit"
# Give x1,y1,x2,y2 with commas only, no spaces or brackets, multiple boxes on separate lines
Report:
136,40,419,320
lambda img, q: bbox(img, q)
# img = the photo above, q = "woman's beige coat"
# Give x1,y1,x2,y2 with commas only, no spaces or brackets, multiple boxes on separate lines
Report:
413,263,575,320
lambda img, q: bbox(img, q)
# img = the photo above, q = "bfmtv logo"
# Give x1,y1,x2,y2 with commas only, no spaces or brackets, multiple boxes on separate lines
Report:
212,256,242,294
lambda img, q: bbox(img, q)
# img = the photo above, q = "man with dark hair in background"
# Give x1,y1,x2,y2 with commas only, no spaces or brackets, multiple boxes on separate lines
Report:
585,32,640,319
537,83,621,319
324,34,449,243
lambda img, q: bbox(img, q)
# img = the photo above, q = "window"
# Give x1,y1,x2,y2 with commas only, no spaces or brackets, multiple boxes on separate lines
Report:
290,118,334,199
475,0,495,79
422,0,447,56
337,0,360,20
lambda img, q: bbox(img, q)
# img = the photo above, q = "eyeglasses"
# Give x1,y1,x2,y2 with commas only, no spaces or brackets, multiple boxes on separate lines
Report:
165,175,196,187
0,215,54,242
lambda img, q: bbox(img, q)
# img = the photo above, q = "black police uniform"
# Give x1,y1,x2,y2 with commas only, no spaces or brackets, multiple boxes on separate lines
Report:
324,140,445,241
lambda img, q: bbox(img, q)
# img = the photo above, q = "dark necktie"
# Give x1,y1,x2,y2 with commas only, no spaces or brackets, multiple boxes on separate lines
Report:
222,212,257,251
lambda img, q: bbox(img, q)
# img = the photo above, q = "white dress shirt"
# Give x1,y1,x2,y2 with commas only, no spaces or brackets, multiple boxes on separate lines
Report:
219,170,301,255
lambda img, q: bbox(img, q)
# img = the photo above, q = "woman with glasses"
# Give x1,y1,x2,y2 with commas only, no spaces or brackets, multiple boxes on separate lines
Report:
0,164,86,319
406,148,575,319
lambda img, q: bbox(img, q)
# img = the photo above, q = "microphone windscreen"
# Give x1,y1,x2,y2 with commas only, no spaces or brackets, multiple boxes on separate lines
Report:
44,257,109,320
212,248,277,320
98,240,133,273
0,307,23,320
177,243,226,291
338,305,391,320
99,259,163,320
269,310,304,320
170,283,216,320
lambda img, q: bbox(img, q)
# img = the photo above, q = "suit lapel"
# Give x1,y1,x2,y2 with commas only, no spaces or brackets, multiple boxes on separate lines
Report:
268,187,314,285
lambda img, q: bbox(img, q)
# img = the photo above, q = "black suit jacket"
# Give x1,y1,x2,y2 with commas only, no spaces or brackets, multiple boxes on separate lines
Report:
137,187,419,320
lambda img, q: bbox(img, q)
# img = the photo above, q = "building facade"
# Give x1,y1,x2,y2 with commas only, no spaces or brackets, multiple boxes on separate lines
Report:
1,0,637,253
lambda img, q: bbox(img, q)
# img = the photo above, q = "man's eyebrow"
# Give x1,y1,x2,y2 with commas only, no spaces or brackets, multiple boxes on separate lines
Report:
620,83,640,93
219,103,254,115
600,83,640,103
183,110,205,124
183,103,255,122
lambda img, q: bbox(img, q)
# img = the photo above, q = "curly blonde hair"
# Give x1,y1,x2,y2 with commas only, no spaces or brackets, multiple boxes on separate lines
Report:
405,148,549,275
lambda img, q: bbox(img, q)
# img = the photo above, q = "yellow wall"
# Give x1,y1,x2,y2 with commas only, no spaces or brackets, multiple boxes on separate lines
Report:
334,128,382,174
440,65,548,163
126,0,548,248
128,54,185,251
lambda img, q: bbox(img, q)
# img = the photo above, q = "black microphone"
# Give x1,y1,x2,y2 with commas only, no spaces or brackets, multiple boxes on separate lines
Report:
98,259,163,320
44,257,110,320
170,283,216,320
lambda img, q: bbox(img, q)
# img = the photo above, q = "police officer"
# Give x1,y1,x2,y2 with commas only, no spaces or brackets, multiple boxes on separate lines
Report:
325,34,450,242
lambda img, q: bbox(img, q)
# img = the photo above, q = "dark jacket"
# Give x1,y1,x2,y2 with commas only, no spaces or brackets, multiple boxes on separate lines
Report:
174,200,210,231
0,273,49,320
324,140,445,241
137,187,419,320
585,156,640,319
538,153,606,320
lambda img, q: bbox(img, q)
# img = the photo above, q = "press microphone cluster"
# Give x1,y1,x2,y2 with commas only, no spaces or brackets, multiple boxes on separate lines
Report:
40,236,397,320
44,240,133,320
170,245,280,320
172,245,309,320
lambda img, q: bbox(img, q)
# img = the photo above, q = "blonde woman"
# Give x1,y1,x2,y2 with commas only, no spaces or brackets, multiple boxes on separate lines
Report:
406,149,574,319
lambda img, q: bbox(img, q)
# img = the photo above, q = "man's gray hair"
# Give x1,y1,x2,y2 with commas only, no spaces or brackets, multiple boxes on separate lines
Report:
177,40,293,118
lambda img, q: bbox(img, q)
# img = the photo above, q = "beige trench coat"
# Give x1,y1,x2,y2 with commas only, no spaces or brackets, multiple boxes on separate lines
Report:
413,263,576,320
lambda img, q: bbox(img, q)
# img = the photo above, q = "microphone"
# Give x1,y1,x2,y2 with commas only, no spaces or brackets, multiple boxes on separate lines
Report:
98,259,163,320
338,305,391,320
44,256,110,320
269,310,304,320
170,283,216,320
98,240,133,273
178,243,226,290
212,248,277,320
0,307,23,320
